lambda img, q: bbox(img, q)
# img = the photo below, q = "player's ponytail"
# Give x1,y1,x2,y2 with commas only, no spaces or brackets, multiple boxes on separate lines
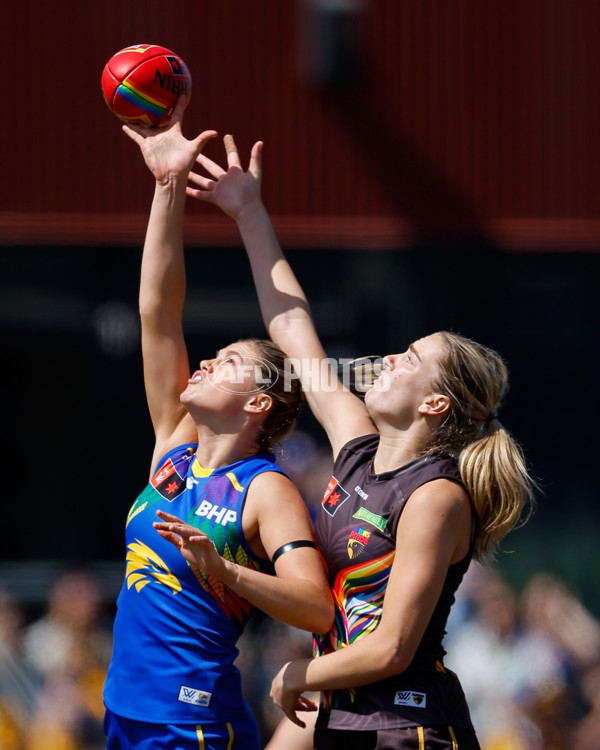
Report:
429,332,537,560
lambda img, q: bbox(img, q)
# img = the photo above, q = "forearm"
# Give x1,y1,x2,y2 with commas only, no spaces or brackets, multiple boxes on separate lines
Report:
235,201,313,336
139,177,188,323
220,558,333,634
283,627,412,693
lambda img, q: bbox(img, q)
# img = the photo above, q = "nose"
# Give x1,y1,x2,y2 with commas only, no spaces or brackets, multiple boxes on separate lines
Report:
200,358,215,373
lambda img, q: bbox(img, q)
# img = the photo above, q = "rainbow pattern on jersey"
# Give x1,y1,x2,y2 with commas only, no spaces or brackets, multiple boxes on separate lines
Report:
315,549,395,708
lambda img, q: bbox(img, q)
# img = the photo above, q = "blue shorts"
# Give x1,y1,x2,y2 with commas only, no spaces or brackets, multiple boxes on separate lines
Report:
104,709,261,750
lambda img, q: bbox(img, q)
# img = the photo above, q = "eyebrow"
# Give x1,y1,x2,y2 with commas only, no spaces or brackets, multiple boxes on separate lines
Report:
215,348,244,359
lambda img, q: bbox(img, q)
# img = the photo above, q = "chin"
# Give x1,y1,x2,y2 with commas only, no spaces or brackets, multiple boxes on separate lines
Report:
180,388,193,407
364,387,377,405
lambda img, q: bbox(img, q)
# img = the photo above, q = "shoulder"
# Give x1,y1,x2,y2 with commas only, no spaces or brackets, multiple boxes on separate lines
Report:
415,454,462,484
408,476,470,511
335,433,380,468
247,468,300,500
246,469,310,525
400,478,472,562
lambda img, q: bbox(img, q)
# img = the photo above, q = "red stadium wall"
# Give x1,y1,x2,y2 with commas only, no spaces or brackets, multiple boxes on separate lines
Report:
1,0,599,249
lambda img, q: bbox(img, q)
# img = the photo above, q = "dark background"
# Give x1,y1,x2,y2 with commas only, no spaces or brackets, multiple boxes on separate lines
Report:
1,1,598,614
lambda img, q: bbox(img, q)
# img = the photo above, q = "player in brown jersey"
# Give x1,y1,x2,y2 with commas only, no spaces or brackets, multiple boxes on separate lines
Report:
187,135,537,750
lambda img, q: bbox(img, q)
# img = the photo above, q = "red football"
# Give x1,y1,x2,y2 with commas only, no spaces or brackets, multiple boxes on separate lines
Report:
101,44,192,127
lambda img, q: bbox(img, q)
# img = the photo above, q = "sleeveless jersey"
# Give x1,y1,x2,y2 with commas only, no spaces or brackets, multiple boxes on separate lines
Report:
103,443,285,724
314,434,475,732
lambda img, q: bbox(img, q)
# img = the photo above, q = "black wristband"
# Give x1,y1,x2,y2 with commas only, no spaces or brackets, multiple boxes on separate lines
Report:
271,539,317,564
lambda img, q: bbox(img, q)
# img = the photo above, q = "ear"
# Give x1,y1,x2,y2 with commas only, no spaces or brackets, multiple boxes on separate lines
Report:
418,393,451,417
244,392,273,416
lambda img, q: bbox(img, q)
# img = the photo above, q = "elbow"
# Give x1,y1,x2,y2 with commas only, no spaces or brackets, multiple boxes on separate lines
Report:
383,646,415,677
305,592,335,635
268,306,312,336
369,634,416,679
386,650,413,676
314,600,335,636
139,299,161,323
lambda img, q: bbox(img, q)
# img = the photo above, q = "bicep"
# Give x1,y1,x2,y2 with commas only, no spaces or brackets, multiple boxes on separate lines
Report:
246,473,328,584
376,483,471,660
141,316,191,442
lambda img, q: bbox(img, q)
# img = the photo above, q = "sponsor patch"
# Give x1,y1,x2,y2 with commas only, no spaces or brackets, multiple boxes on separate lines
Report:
178,685,212,707
352,507,388,532
355,485,369,500
394,690,426,707
321,476,351,517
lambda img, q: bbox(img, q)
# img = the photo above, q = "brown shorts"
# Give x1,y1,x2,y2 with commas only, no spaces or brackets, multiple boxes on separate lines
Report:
314,724,481,750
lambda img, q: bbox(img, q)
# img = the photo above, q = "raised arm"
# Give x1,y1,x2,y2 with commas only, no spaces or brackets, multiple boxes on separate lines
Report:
122,100,217,471
186,137,376,457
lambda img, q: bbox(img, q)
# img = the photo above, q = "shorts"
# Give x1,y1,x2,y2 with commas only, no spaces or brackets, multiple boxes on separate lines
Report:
314,724,481,750
104,708,261,750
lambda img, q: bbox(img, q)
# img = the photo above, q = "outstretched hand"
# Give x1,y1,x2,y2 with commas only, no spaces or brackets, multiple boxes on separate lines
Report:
122,96,217,184
186,134,263,221
153,510,229,580
270,660,317,728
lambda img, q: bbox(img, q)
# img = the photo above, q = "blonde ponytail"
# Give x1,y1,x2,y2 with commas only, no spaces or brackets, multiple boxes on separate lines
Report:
430,332,537,560
458,420,536,559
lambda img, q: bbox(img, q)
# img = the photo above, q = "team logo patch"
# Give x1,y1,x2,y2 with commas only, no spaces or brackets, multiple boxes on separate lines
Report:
151,458,186,501
178,685,212,707
394,690,427,707
125,540,182,594
321,476,351,516
347,525,372,559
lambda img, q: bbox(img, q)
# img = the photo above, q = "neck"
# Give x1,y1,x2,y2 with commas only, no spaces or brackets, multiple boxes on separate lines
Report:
193,426,261,469
371,438,419,474
371,423,432,474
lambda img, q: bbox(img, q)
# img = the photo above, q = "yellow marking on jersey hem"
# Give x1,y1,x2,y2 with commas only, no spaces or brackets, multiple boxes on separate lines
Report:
195,724,205,749
417,726,425,750
449,725,458,749
226,722,234,750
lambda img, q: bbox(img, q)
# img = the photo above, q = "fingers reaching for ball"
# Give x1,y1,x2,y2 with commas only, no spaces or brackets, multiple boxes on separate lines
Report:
224,134,237,154
170,94,190,125
224,135,241,168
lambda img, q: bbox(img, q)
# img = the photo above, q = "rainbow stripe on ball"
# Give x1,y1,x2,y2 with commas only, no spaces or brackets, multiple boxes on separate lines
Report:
117,80,168,122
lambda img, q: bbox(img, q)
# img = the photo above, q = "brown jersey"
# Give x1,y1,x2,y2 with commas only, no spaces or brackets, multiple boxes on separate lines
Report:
314,434,476,732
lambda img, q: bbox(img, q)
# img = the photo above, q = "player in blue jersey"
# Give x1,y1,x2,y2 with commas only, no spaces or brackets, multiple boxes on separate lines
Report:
185,134,538,750
102,100,334,750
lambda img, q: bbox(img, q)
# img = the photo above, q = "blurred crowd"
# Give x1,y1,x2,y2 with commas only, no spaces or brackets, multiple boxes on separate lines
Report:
0,570,112,749
0,434,599,749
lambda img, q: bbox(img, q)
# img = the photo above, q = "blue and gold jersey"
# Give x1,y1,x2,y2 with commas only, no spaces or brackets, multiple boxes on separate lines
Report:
103,443,284,724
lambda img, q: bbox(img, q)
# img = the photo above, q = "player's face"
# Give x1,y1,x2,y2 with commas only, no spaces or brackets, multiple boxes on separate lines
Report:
181,342,268,409
365,334,445,424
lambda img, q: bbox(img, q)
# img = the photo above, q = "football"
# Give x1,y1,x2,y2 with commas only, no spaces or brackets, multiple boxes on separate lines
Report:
101,44,192,127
